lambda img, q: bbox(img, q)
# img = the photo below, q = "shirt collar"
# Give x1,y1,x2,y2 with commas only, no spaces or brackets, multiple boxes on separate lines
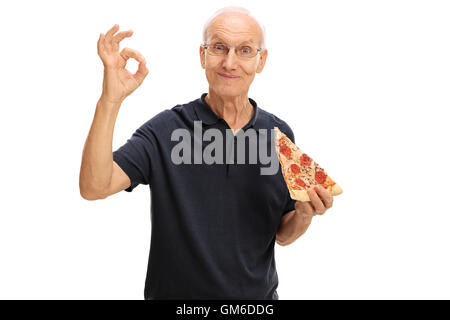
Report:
195,93,261,130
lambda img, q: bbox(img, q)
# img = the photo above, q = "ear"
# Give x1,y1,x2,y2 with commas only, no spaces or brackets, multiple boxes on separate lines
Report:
199,45,206,69
256,49,268,74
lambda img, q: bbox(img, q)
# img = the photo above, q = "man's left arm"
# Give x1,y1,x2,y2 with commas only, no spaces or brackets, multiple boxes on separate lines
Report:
276,185,333,246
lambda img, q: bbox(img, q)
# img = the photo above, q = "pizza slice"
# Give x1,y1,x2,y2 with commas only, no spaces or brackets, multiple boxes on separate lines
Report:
274,126,343,202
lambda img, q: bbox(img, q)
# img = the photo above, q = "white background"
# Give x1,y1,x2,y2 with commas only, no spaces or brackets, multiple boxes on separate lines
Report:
0,0,449,299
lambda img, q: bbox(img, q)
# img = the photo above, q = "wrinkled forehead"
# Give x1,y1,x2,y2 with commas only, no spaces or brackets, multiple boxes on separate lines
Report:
206,12,262,46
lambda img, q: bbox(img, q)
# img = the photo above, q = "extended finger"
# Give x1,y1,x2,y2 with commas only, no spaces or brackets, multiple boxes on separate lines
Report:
307,188,326,215
113,30,133,44
97,33,105,53
314,185,333,209
105,24,120,44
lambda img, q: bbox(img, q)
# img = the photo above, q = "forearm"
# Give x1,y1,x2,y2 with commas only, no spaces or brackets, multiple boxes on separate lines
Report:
79,98,121,198
276,210,313,246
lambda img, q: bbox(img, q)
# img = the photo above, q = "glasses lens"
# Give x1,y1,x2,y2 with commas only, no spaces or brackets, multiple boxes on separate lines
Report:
237,45,256,58
209,43,228,55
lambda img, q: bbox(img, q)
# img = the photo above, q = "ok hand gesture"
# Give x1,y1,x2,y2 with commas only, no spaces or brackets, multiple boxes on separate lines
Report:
97,24,149,104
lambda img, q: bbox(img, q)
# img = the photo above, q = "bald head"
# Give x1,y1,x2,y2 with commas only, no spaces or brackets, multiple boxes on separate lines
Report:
202,7,266,50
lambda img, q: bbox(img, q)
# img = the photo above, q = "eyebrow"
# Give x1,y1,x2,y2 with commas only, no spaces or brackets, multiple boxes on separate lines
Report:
210,36,255,45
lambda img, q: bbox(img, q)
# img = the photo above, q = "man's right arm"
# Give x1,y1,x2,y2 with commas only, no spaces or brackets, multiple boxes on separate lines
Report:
79,98,131,200
80,24,149,200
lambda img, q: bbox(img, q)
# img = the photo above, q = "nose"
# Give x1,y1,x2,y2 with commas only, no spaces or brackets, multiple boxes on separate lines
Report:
223,47,238,70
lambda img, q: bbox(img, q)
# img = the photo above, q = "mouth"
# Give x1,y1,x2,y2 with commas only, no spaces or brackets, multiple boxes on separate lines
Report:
218,73,240,79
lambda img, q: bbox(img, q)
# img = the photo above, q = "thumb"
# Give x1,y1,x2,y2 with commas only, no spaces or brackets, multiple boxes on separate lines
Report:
133,59,149,85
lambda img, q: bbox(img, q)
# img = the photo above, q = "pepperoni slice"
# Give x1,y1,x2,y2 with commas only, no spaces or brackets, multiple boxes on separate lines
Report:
280,145,291,158
300,154,312,166
295,178,306,188
315,171,327,184
290,164,300,174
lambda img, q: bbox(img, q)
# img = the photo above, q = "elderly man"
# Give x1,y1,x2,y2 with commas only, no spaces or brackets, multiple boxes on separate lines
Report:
79,7,333,300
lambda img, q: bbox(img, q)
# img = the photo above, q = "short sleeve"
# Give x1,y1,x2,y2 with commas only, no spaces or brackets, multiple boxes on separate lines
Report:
113,120,157,192
283,196,296,216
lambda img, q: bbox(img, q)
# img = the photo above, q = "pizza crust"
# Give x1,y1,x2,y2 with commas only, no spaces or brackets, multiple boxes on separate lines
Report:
331,183,343,197
290,183,343,202
290,189,310,202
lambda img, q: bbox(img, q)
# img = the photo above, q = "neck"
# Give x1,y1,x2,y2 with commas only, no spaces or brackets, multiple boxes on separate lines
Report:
205,90,254,131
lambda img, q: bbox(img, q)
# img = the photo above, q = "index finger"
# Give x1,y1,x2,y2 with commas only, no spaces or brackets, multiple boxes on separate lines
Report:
105,24,119,42
314,185,333,208
120,48,146,64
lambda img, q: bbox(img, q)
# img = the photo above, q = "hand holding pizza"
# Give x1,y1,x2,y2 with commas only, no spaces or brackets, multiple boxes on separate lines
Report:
294,185,333,218
97,24,149,105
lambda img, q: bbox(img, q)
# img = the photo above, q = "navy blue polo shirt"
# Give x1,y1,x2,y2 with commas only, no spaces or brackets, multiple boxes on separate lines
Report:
112,93,296,300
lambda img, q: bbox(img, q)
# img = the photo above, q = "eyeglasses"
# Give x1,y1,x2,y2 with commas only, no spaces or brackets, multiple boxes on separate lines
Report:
202,42,262,59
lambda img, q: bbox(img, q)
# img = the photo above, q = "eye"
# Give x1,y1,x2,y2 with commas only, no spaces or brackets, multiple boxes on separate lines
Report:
240,46,252,55
213,43,226,50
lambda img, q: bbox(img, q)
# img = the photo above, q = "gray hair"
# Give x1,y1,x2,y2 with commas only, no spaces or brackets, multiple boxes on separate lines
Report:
202,6,267,50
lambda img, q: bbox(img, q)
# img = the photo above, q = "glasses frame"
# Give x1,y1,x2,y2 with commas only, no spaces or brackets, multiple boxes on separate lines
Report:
202,42,262,59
